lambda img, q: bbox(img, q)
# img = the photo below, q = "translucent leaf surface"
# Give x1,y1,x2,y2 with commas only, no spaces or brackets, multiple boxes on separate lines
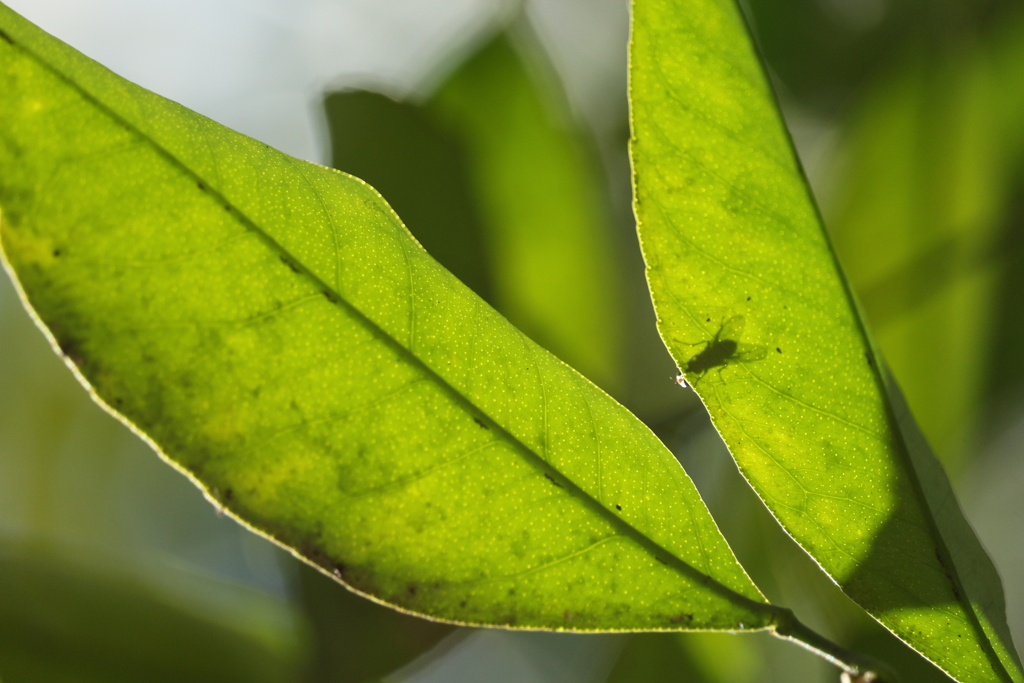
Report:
323,89,493,304
430,32,625,392
327,31,627,394
628,0,1024,680
0,3,771,634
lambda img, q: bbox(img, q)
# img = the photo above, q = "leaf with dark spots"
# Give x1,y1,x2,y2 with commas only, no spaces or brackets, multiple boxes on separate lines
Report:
0,2,777,635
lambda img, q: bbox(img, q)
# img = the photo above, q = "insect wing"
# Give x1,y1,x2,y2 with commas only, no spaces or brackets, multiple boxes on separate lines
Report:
719,315,746,340
734,342,767,363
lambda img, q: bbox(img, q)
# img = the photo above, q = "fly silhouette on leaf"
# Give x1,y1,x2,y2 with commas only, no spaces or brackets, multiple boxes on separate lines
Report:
675,315,767,389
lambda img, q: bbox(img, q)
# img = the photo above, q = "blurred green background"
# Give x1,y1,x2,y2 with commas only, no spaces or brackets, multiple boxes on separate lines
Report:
2,0,1023,680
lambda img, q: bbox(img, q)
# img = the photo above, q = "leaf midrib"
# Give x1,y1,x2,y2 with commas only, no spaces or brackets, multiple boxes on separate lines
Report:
1,22,774,620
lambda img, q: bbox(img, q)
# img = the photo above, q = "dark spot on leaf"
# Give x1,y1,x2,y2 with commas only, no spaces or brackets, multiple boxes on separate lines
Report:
544,473,563,488
670,613,694,624
57,336,84,367
222,487,234,503
656,557,668,565
706,318,711,322
323,289,341,304
279,255,301,273
615,504,622,510
776,347,782,353
53,249,61,257
473,417,489,429
459,600,467,608
0,29,12,44
746,296,751,301
407,585,417,596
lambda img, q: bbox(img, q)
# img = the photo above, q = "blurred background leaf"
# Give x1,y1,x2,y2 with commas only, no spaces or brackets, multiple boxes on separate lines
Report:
326,25,626,394
825,6,1024,475
0,541,304,683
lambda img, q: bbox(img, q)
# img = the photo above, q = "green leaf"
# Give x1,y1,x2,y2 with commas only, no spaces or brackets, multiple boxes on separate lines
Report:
429,32,625,393
324,30,627,395
606,633,710,682
0,541,304,683
824,9,1024,442
828,43,1006,474
0,3,771,634
628,0,1024,681
295,563,453,683
984,7,1024,411
607,631,763,683
323,89,493,304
